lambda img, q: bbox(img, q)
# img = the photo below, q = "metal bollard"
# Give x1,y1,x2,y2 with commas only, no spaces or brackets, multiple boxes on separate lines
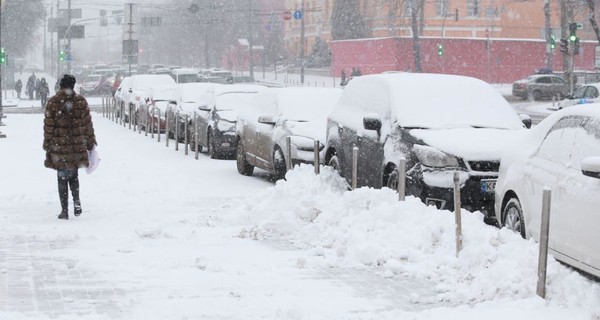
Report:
352,146,358,189
157,110,161,143
537,188,552,298
453,172,463,257
194,113,199,160
165,112,169,147
184,114,189,155
151,109,155,139
175,113,179,151
128,105,132,130
144,110,149,136
102,97,105,117
286,136,292,171
133,108,137,132
313,140,320,174
397,157,407,201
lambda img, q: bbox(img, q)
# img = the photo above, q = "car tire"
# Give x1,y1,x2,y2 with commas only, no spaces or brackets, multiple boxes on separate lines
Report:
208,129,217,159
386,169,400,190
273,148,287,181
503,197,526,239
236,140,254,176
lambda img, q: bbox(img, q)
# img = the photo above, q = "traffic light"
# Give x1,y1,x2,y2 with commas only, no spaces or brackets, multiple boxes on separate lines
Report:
59,51,66,62
0,48,6,65
573,37,580,55
437,44,443,56
550,35,556,49
569,22,578,42
560,38,569,53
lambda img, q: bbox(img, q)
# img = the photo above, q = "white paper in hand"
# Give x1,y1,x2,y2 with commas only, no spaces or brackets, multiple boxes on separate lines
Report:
86,145,100,174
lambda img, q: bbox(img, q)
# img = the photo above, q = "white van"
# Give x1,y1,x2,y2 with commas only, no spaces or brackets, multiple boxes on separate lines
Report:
170,68,199,83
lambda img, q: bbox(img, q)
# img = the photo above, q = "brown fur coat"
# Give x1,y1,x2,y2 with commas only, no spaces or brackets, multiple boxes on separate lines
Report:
43,91,97,170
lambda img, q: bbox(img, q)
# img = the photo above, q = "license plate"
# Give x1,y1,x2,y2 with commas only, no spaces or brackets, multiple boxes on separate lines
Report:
481,179,497,193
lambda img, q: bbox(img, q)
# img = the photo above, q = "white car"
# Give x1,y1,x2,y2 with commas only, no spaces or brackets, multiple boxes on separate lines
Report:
123,74,176,121
166,83,222,142
236,87,343,180
495,105,600,278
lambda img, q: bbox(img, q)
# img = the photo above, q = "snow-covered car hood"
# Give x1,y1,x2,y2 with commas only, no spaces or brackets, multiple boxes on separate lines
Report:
216,110,238,123
409,128,528,161
286,120,325,143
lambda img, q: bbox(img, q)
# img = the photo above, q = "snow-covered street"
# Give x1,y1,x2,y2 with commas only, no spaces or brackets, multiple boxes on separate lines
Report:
0,112,599,319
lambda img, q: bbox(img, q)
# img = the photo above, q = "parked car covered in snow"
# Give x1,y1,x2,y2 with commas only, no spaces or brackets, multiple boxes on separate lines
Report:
236,87,343,180
512,74,568,101
495,105,600,278
170,68,199,84
194,84,266,159
325,73,530,218
138,85,177,133
123,74,176,122
166,83,222,142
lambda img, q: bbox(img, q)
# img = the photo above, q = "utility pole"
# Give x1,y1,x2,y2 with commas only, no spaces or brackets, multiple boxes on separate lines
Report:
44,10,47,72
545,0,553,69
50,5,54,77
561,0,570,90
127,3,134,76
67,0,72,74
300,0,305,84
56,0,61,78
248,0,254,78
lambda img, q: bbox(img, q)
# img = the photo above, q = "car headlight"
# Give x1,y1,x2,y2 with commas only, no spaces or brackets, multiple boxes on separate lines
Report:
413,144,460,168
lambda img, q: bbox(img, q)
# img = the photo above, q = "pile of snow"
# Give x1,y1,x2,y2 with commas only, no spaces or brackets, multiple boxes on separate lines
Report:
237,165,600,308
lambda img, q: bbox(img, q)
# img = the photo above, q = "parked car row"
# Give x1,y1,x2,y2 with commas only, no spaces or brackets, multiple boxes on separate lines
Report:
111,72,600,279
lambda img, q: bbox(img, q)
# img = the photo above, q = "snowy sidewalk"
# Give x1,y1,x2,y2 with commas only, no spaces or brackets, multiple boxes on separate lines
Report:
0,114,449,319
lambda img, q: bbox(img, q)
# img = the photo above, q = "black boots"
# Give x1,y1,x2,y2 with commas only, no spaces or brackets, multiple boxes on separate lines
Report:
57,169,82,220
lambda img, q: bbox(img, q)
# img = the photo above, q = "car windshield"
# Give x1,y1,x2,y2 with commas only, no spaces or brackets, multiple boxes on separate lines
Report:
278,88,343,122
177,74,199,83
215,92,258,111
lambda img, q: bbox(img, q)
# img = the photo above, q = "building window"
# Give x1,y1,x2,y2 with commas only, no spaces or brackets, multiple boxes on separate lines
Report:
467,0,480,17
436,0,449,17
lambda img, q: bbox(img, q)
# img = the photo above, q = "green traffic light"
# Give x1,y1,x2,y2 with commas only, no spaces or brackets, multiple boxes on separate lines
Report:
437,44,443,56
570,35,577,42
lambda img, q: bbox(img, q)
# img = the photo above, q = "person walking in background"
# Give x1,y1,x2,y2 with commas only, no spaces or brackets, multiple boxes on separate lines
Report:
39,78,50,109
26,73,36,100
43,74,97,220
15,79,22,99
54,79,60,93
340,69,347,87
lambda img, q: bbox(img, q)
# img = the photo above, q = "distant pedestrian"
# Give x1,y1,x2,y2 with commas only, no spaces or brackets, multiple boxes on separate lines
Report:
54,79,60,93
35,78,41,100
26,73,36,100
15,79,22,99
340,69,347,86
39,78,50,109
350,68,358,77
356,68,362,77
43,74,97,220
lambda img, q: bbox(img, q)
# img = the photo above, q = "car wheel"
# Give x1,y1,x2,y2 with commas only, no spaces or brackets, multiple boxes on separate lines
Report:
208,129,217,159
328,155,340,171
386,169,400,190
273,148,287,181
503,197,526,239
236,140,254,176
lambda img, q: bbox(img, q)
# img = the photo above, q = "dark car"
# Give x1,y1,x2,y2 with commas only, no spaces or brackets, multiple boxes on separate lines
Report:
194,85,265,159
325,73,530,219
512,75,568,100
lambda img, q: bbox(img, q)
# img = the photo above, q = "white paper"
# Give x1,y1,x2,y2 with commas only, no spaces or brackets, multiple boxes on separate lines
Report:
86,145,100,174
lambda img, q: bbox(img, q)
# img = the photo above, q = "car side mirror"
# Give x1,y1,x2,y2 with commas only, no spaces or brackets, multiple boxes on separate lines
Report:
168,100,177,105
581,157,600,179
363,115,382,132
128,88,132,93
198,105,211,111
519,114,532,129
258,115,276,125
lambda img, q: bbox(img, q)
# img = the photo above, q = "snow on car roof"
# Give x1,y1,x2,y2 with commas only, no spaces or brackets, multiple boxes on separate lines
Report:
132,74,175,89
274,87,343,122
338,73,524,130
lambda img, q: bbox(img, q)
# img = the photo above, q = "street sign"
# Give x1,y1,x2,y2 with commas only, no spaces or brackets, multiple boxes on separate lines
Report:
48,17,69,32
282,10,292,20
123,39,139,56
59,8,82,19
57,25,85,39
293,10,303,20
